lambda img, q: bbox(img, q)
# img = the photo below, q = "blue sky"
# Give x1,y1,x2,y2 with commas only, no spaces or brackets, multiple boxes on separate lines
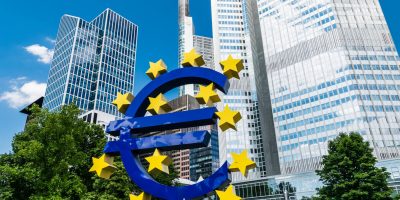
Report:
0,0,399,153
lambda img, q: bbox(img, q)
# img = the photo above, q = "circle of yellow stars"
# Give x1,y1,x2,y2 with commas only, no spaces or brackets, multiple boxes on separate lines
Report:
90,49,257,199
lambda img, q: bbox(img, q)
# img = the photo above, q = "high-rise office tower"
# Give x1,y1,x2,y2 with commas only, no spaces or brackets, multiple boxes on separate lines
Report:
178,0,214,96
177,0,219,181
43,9,138,124
227,0,400,198
211,0,280,181
254,0,400,177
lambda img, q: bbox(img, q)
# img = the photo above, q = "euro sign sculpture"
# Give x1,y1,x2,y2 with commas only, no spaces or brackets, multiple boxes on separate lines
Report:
90,49,256,200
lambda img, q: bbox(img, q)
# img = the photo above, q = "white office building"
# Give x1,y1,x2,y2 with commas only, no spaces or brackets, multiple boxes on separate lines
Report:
178,0,215,96
211,0,280,182
257,0,400,175
230,0,400,198
208,0,400,198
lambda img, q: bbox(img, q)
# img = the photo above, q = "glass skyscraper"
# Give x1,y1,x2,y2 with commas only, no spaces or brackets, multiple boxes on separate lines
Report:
214,0,400,198
211,0,280,181
43,9,138,120
256,0,400,176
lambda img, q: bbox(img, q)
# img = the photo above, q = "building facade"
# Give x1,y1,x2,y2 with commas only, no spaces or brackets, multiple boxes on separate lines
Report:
193,35,215,70
231,0,400,198
177,0,220,182
168,95,219,181
178,0,215,96
211,0,280,181
43,9,138,121
214,0,400,198
256,0,400,176
138,95,219,181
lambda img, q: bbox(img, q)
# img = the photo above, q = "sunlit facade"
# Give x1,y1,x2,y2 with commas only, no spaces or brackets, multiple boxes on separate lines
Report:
43,9,138,119
177,0,219,181
256,0,400,175
211,0,280,181
178,0,215,96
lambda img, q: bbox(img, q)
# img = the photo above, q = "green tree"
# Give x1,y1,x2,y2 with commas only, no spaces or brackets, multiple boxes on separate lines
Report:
315,132,394,200
0,104,178,200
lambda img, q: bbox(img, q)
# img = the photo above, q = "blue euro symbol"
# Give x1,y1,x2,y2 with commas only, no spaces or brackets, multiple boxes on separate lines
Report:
104,67,231,200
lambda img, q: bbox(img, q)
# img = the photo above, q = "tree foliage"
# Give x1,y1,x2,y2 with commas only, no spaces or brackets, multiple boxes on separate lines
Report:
315,132,394,200
0,104,178,199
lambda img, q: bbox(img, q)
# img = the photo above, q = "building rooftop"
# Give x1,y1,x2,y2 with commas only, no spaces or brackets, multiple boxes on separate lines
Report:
20,97,44,115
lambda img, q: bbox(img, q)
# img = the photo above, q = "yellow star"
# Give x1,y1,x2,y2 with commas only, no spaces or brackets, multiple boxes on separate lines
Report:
112,92,134,114
215,185,241,200
219,55,244,79
146,93,172,115
89,154,117,179
146,59,167,79
129,192,151,200
182,48,205,67
195,83,221,106
145,149,172,175
215,105,242,131
229,150,257,177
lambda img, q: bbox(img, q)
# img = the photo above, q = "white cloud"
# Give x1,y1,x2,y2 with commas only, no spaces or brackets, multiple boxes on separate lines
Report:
45,37,56,44
0,78,47,109
24,44,54,64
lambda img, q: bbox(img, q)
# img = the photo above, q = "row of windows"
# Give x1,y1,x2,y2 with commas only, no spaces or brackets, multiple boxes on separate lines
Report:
273,83,400,113
301,3,327,17
280,137,329,152
350,83,399,91
279,119,356,151
218,27,244,31
323,23,338,33
220,39,245,44
307,16,335,30
218,15,242,20
218,21,243,25
279,111,400,143
219,32,244,37
354,73,400,81
217,9,242,14
360,105,400,113
358,94,400,101
65,94,92,110
273,65,400,104
279,112,338,131
227,90,251,96
276,95,355,122
302,7,333,25
220,45,246,50
350,54,400,61
273,84,348,113
275,95,400,138
347,45,395,52
336,64,399,74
